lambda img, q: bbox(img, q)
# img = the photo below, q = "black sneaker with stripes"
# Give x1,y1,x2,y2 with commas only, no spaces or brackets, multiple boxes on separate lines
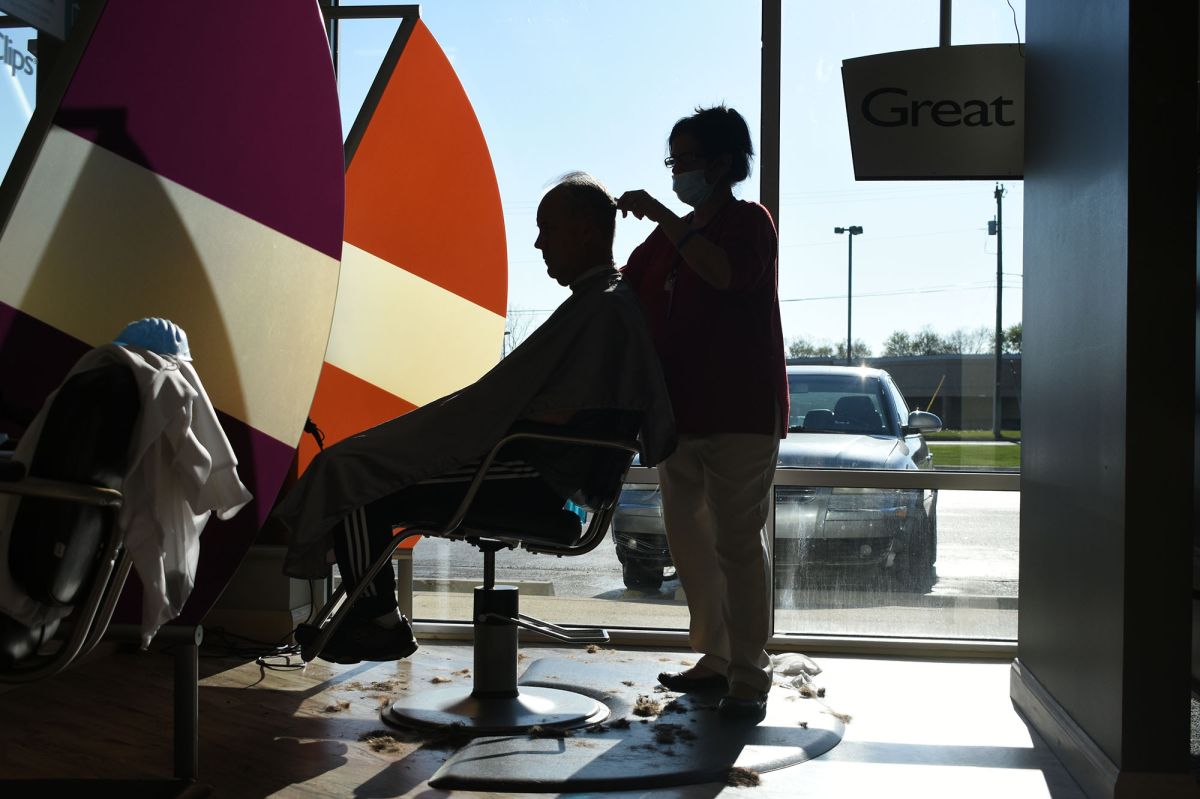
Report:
308,615,419,665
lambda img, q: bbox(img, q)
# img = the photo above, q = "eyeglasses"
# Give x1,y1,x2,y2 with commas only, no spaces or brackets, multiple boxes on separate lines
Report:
664,152,706,168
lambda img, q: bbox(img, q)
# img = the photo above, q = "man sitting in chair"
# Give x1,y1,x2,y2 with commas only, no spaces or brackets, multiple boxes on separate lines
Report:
273,172,676,664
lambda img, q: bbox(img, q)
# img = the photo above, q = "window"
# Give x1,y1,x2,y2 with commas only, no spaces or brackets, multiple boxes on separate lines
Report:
0,21,39,184
773,0,1024,640
788,373,891,435
329,1,1022,647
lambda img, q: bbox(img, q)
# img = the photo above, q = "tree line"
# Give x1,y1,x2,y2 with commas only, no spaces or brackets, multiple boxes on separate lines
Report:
788,322,1022,359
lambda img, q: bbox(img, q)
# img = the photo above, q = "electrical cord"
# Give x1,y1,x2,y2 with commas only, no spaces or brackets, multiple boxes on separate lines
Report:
196,626,305,673
175,582,322,679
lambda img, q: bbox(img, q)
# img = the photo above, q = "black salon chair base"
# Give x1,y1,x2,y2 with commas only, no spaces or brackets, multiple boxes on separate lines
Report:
384,563,610,734
385,684,608,734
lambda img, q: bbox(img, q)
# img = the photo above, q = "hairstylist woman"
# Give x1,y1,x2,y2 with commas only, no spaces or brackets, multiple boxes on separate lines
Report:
617,105,787,722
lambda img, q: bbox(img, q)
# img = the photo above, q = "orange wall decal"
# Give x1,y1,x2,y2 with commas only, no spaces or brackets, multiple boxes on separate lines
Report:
299,18,508,473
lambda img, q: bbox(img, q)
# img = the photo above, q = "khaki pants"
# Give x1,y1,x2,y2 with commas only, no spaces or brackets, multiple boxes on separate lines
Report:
659,429,779,693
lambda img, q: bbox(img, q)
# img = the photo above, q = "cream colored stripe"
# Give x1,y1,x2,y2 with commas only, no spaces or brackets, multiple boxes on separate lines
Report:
0,126,340,445
325,243,504,407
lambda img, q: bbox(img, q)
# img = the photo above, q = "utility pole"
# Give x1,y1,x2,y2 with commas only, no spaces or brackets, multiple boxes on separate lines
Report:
834,225,863,365
989,183,1005,440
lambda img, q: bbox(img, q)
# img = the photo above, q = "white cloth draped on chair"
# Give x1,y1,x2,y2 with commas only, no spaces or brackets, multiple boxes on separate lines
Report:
0,343,252,647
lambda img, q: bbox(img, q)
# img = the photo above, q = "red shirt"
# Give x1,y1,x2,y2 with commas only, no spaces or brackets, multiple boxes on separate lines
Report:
622,200,788,437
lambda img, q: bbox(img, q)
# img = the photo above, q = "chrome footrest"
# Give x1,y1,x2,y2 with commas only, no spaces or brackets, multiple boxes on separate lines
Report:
477,611,608,644
514,612,609,644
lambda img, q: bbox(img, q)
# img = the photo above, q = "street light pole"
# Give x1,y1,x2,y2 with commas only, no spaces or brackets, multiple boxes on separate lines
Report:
988,184,1005,439
834,225,863,365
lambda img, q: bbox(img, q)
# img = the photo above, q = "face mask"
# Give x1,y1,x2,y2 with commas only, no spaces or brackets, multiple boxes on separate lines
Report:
672,169,715,208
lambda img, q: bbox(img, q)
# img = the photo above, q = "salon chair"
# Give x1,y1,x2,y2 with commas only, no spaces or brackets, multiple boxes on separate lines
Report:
297,421,641,735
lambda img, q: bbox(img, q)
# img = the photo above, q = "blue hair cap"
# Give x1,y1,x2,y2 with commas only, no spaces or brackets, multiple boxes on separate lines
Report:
113,317,193,361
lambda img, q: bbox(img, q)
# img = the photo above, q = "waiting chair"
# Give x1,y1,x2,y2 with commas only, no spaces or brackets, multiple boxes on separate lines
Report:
0,362,204,793
297,424,641,735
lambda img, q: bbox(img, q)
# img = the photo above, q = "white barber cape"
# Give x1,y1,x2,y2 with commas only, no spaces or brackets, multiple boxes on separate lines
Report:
0,344,252,647
274,267,676,579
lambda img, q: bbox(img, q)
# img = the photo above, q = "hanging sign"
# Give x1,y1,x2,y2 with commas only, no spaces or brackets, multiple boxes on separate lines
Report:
842,44,1024,180
0,0,75,40
0,28,34,75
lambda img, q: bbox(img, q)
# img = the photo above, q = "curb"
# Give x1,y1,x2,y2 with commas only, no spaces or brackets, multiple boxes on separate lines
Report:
413,577,555,596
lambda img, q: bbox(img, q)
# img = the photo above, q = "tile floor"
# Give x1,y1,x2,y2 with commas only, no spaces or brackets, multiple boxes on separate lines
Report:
0,640,1087,798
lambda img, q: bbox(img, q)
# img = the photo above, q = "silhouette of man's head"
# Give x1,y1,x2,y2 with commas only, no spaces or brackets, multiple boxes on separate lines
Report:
535,172,616,287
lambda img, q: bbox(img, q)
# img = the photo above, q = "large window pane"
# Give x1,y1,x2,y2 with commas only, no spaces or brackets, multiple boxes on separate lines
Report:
334,1,1023,643
774,1,1023,639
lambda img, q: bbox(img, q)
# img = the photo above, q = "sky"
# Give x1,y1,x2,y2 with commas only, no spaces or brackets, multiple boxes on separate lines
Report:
0,0,1025,356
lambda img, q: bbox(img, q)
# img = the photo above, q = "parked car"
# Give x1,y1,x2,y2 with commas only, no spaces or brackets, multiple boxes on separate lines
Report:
612,365,942,592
